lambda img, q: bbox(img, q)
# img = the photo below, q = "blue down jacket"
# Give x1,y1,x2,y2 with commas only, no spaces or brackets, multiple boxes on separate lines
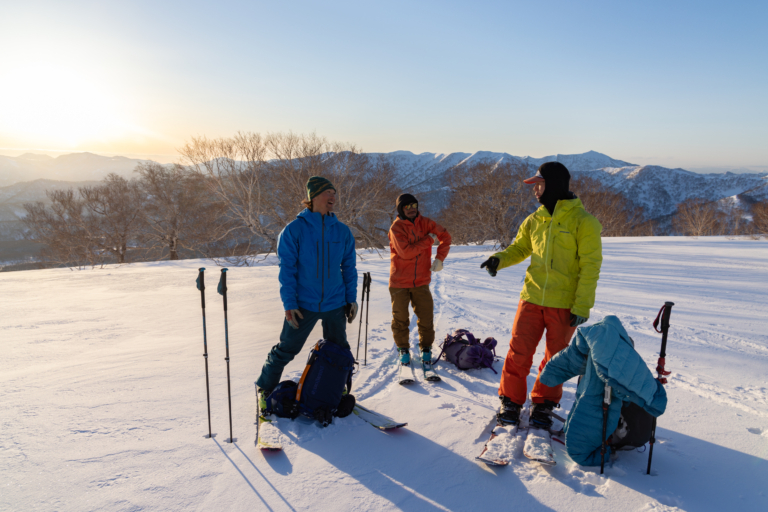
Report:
539,315,667,466
277,209,357,312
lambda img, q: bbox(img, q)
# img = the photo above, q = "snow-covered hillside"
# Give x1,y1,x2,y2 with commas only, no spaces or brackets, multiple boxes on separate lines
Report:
2,238,767,511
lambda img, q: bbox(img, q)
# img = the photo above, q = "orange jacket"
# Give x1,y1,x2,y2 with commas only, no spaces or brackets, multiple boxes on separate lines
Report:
388,215,451,288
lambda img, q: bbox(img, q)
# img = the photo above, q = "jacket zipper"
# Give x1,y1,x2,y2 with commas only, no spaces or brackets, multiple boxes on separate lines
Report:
541,212,555,304
319,216,325,311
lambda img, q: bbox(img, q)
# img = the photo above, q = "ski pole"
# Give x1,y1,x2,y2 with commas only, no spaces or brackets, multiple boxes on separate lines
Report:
601,384,612,474
647,301,674,475
218,268,234,443
196,268,213,439
364,272,371,366
356,273,369,361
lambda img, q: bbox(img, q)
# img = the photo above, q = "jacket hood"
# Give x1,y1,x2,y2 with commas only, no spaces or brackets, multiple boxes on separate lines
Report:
297,208,339,228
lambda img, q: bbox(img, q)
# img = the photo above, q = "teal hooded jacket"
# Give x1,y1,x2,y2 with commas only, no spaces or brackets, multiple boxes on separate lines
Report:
539,315,667,466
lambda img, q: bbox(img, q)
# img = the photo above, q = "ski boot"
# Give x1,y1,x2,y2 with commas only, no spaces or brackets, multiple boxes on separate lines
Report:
497,396,522,426
529,400,559,430
421,349,433,370
421,349,441,381
398,348,411,365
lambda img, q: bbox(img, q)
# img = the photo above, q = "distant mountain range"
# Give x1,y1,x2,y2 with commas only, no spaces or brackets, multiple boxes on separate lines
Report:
0,150,766,250
0,152,149,186
376,150,768,220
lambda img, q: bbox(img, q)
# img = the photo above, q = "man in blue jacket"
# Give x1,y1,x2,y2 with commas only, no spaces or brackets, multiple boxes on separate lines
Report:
256,176,358,407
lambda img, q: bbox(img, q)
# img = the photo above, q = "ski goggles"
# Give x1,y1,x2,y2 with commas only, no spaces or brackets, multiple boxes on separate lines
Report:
403,203,418,210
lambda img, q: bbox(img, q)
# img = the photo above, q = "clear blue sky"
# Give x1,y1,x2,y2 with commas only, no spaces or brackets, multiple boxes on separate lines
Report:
1,0,766,171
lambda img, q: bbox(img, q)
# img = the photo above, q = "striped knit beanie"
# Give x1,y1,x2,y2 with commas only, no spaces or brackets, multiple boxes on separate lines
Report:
306,176,336,200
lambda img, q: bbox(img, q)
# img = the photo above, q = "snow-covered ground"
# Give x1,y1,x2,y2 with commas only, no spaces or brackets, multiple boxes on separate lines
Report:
2,237,767,511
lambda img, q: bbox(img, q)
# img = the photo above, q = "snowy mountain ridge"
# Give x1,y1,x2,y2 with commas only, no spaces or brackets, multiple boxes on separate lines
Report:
1,150,766,222
374,151,768,220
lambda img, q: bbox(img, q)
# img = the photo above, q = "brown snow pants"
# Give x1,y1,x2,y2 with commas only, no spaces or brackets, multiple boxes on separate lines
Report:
498,299,577,406
389,285,434,351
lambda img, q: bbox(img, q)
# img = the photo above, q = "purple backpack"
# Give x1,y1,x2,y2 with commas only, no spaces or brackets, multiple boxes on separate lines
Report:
434,329,499,373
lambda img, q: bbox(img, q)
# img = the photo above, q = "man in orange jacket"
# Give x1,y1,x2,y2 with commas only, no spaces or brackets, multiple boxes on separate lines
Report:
388,193,451,373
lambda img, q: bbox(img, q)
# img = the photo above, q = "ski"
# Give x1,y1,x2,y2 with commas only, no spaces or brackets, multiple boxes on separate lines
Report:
398,362,415,385
523,427,555,466
421,360,441,382
353,403,407,430
476,422,525,466
255,384,282,451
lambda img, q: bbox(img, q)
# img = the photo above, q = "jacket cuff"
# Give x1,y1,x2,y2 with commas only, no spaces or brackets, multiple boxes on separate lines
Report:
571,307,590,318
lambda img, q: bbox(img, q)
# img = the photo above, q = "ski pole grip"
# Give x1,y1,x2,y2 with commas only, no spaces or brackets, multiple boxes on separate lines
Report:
197,268,206,309
218,268,228,311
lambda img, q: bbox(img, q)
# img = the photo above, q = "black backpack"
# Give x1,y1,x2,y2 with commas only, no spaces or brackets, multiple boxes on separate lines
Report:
611,401,654,450
266,339,356,426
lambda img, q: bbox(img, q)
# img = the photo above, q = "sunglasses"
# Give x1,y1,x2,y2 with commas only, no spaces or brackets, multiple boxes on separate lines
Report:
403,203,419,210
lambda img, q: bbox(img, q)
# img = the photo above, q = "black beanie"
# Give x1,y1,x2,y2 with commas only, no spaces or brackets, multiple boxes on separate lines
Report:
396,193,418,220
536,162,572,215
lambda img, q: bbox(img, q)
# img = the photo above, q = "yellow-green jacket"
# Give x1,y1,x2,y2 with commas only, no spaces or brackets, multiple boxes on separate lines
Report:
493,198,602,318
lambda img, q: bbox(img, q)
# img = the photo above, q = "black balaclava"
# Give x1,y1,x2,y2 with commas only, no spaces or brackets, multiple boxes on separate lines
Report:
537,162,572,215
396,193,419,221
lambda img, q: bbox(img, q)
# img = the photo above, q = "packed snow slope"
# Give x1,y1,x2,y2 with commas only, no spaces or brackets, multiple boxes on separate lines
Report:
2,238,767,512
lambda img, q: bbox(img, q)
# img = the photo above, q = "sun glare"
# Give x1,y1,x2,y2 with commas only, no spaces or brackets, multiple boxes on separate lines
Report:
0,64,131,149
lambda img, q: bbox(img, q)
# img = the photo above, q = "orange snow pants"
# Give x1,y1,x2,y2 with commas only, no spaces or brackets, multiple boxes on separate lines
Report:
498,299,577,406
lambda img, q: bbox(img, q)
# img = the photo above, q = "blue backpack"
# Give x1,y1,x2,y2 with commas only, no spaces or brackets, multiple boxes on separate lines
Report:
267,339,356,426
434,329,499,373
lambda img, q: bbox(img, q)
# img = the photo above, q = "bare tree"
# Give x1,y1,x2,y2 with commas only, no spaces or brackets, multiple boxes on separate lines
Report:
23,189,104,268
671,197,726,236
180,131,401,263
751,200,768,235
571,175,652,236
135,162,230,260
440,160,535,248
79,174,145,263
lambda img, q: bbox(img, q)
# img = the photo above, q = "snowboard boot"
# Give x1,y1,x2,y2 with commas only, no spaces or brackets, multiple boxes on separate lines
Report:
398,348,411,365
529,400,559,430
497,396,522,426
257,388,270,416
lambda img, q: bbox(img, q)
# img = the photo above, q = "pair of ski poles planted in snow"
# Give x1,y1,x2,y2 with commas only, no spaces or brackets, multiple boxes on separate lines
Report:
599,301,674,475
355,272,372,365
196,268,235,443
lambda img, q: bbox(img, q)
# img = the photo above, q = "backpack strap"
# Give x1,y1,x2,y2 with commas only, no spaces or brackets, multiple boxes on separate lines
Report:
296,341,321,402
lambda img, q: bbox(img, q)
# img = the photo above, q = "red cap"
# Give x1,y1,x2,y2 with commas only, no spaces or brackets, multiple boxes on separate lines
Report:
523,169,545,184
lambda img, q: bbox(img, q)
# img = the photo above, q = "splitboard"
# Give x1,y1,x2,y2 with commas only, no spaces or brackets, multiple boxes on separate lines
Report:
422,361,441,382
523,427,555,466
398,362,415,385
255,384,282,451
476,422,524,466
353,403,408,430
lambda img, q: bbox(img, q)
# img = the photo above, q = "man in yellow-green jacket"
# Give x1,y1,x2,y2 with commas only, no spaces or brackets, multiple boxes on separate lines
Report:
480,162,603,429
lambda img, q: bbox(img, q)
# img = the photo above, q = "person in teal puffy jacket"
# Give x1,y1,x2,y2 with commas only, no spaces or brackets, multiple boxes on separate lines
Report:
539,315,667,466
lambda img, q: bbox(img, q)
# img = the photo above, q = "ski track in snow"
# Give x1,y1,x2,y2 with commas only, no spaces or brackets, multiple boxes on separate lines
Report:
2,238,768,511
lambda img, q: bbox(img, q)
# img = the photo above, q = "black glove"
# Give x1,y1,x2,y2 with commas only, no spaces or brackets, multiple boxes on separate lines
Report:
570,313,587,327
345,302,358,324
480,257,500,277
